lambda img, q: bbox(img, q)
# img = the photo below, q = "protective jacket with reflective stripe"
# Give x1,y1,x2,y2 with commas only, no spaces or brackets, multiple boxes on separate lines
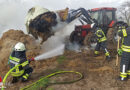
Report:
9,50,29,77
95,28,107,42
118,27,130,52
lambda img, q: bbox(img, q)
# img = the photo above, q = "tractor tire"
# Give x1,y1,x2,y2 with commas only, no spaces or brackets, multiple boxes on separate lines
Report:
83,32,95,47
107,28,115,43
69,31,76,43
107,27,118,45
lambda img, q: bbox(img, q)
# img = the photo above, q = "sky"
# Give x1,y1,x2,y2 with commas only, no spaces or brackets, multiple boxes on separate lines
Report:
0,0,128,10
0,0,128,35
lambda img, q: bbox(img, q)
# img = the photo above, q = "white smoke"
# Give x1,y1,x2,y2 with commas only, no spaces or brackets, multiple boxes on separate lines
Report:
35,19,81,60
66,42,81,52
0,0,59,36
0,0,83,60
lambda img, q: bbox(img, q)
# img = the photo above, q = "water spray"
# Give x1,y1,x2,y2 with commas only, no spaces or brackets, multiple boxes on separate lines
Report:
34,44,65,60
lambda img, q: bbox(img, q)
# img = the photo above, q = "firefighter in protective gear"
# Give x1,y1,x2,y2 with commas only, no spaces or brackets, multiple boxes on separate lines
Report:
117,22,130,81
8,42,33,83
91,23,110,60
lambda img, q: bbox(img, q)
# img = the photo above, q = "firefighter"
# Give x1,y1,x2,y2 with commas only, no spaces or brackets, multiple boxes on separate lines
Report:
117,22,130,81
91,23,110,60
8,42,34,83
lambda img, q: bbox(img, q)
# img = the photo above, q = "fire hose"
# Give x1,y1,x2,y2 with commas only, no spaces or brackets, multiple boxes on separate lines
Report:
1,64,83,90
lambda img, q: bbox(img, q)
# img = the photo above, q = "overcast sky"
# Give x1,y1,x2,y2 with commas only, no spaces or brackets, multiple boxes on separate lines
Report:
24,0,128,10
0,0,129,10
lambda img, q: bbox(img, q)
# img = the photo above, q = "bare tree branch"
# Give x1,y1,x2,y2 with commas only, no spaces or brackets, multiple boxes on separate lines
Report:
117,1,130,25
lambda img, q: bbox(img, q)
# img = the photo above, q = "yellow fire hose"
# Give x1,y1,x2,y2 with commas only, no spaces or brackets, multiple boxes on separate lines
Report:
1,65,83,90
1,64,21,90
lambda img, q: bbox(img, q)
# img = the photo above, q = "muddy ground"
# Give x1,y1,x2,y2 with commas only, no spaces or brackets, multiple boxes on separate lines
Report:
0,30,130,90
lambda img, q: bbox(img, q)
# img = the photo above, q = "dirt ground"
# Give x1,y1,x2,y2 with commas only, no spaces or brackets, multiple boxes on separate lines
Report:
0,30,130,90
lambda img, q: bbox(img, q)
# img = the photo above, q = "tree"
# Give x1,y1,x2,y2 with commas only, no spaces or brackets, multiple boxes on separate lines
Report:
118,1,130,25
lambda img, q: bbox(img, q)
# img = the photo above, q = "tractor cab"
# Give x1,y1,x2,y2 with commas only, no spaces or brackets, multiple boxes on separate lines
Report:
90,7,117,28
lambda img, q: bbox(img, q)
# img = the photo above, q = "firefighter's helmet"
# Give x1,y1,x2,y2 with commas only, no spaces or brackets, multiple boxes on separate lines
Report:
14,42,26,51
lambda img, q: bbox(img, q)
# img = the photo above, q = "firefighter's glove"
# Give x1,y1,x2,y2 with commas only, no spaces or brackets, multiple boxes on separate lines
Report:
117,48,122,56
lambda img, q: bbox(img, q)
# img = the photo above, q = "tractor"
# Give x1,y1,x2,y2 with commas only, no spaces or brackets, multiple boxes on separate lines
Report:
69,7,117,46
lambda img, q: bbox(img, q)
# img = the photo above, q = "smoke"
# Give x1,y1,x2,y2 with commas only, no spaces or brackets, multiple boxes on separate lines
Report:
66,42,81,52
0,0,36,36
0,0,61,36
0,0,83,60
35,19,82,60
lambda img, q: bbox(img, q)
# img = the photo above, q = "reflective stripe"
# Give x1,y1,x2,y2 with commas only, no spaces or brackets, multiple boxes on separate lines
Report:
120,72,127,78
127,70,130,75
96,30,102,37
120,72,127,75
23,75,28,79
23,73,29,79
9,60,19,65
121,45,130,52
120,75,127,78
123,48,130,52
98,37,106,42
21,61,29,67
118,29,121,33
97,34,102,37
11,70,24,77
105,52,110,56
9,56,20,62
16,67,19,73
25,73,29,77
121,38,124,45
122,45,130,49
94,51,99,54
122,29,127,37
119,26,125,29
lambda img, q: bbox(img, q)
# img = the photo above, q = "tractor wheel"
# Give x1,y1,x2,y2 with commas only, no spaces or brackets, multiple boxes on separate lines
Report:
107,28,116,44
107,21,123,44
83,32,95,47
69,31,76,43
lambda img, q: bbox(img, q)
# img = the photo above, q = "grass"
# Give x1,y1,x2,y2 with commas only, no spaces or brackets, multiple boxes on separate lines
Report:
56,55,67,64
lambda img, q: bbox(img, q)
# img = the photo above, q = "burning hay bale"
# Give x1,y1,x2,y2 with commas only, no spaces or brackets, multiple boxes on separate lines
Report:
25,6,69,44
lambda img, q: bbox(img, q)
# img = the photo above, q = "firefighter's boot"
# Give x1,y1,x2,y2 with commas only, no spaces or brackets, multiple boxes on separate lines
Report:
12,77,18,83
105,52,111,60
118,72,128,81
21,73,29,82
117,76,128,81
